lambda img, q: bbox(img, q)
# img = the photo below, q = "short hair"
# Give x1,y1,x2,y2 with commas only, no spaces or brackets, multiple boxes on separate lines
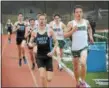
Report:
73,5,83,13
44,13,47,17
38,13,47,19
18,13,23,15
37,12,41,15
54,14,61,18
29,18,35,22
36,13,41,18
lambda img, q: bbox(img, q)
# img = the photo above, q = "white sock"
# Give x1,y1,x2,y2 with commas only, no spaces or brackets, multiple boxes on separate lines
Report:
59,63,62,68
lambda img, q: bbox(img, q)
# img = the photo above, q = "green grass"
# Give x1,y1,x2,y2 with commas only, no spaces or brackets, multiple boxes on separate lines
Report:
62,61,108,87
86,72,108,87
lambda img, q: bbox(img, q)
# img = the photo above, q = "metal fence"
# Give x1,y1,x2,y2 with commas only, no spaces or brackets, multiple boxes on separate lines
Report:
1,1,108,34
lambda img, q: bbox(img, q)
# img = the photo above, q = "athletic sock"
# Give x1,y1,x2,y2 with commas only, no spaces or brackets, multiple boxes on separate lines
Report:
58,63,63,71
59,63,62,68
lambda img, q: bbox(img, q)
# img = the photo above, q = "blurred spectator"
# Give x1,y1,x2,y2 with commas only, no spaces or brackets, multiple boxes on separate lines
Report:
87,16,96,35
24,17,30,27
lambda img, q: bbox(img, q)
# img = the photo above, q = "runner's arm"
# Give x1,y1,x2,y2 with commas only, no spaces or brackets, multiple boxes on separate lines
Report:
29,31,37,47
11,23,14,31
87,20,94,43
5,23,7,30
64,22,73,38
24,26,31,38
12,22,19,33
49,21,53,29
62,23,67,32
50,28,58,54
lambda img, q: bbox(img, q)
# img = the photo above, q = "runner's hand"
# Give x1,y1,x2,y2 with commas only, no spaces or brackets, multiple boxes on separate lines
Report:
47,51,54,57
73,26,78,32
89,37,94,44
5,26,7,29
17,25,20,30
28,42,33,47
29,29,32,33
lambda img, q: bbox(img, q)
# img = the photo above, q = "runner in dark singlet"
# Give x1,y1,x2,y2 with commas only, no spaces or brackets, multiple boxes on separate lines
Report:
29,13,58,87
5,19,13,44
13,13,27,67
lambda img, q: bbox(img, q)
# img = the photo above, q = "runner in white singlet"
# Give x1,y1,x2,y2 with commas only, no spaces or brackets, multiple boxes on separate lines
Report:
64,5,94,88
49,14,66,71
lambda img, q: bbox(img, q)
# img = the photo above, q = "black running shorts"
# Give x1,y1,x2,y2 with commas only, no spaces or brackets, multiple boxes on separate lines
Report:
36,55,53,71
7,29,12,34
16,37,25,45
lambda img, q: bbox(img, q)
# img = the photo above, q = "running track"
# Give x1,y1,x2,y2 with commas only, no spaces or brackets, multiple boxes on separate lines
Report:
2,34,76,87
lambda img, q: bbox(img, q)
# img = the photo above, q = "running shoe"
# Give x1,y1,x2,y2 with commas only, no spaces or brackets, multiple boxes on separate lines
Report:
76,84,80,88
23,56,27,64
19,58,22,66
80,81,86,88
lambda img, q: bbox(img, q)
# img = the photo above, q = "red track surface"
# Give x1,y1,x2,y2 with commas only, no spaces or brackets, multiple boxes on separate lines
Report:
2,34,76,87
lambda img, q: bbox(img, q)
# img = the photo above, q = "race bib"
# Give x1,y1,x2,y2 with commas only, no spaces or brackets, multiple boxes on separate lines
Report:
20,26,25,31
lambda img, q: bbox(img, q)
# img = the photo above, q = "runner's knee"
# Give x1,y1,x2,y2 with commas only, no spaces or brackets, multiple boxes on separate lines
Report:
21,45,25,49
33,46,37,54
47,77,52,82
73,58,79,65
73,59,79,71
81,62,86,67
21,40,26,48
47,73,52,82
80,56,87,67
8,32,10,35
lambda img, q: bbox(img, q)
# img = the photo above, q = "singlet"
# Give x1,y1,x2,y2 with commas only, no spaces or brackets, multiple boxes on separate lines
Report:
35,27,52,56
71,19,89,51
52,22,64,40
16,22,25,38
7,23,12,30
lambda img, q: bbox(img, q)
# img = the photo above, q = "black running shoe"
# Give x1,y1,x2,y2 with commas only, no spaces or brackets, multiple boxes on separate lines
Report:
19,59,22,66
31,63,35,70
8,39,11,44
23,56,27,64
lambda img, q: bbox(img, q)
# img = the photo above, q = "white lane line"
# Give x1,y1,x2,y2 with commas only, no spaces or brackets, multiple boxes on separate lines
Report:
53,56,91,87
25,52,39,87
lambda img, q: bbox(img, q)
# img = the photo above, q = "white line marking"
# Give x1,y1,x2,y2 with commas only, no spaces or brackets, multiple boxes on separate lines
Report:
25,53,39,87
53,56,91,87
